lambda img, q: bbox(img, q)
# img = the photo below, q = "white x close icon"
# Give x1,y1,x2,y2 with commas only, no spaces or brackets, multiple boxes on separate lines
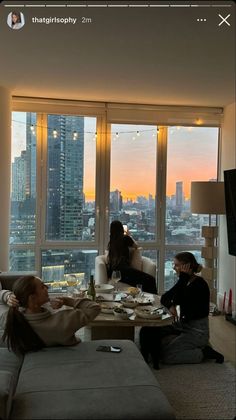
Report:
218,14,231,27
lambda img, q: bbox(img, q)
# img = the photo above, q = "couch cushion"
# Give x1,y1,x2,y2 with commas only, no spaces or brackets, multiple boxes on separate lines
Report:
0,371,15,420
11,340,175,419
0,349,23,420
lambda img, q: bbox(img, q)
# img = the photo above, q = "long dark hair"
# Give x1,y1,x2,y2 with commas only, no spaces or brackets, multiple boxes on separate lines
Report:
11,11,21,26
107,220,125,268
2,276,45,355
175,252,202,274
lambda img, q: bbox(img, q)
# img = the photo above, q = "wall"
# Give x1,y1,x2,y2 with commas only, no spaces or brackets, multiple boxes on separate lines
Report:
218,102,236,312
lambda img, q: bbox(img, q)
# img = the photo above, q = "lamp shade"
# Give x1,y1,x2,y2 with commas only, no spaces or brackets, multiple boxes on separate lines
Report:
191,181,225,214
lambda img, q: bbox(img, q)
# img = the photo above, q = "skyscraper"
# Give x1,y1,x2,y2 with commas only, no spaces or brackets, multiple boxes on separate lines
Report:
11,151,26,202
26,113,37,198
46,115,84,240
176,181,183,212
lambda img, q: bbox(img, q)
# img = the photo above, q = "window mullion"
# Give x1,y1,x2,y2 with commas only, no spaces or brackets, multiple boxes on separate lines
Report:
157,126,168,295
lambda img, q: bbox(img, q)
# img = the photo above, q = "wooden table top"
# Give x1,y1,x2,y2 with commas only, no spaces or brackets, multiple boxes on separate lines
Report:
90,283,173,327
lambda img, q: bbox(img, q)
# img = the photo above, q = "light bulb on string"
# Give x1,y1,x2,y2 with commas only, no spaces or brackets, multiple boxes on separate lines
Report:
53,129,58,139
152,127,159,137
136,130,140,137
93,131,97,141
73,131,78,140
30,124,36,135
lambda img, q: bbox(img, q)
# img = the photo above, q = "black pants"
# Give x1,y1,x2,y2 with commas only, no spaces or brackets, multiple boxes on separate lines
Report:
120,268,157,294
140,325,181,365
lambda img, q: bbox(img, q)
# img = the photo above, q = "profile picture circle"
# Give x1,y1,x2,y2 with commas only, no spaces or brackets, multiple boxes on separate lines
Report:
7,11,25,30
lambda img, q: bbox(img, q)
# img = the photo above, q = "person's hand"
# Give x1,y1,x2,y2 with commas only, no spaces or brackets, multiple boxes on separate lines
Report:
168,305,178,320
7,293,19,307
180,263,191,274
50,298,65,309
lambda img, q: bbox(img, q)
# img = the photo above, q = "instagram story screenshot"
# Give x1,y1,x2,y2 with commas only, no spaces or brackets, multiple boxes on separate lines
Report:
0,2,236,420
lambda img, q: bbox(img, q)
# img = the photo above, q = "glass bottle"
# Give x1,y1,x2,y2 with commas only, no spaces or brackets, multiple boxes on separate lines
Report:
87,275,96,301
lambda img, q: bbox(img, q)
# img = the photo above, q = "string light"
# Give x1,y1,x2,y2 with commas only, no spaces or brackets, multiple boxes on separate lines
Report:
73,131,78,140
153,127,159,137
53,129,58,138
13,118,163,139
93,131,98,141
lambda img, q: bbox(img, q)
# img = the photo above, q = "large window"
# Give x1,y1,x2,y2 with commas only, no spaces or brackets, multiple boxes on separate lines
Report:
164,126,219,290
9,106,220,292
10,112,98,282
46,115,96,241
166,127,218,246
110,124,157,242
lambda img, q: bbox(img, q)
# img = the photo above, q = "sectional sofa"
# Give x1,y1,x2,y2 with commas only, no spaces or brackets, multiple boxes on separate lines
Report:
0,273,175,420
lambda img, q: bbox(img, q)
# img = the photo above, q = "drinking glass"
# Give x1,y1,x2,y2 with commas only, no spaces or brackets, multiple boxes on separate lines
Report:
136,284,143,298
111,270,121,293
66,274,77,297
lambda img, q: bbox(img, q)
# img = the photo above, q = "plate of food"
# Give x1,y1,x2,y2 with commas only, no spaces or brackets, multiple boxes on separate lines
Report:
95,284,114,294
100,302,120,314
121,295,138,308
135,307,163,320
113,307,134,320
126,287,140,297
135,297,154,306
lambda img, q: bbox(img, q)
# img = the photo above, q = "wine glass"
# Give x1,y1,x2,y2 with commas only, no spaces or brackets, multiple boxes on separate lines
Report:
111,270,121,293
136,284,143,298
66,274,77,297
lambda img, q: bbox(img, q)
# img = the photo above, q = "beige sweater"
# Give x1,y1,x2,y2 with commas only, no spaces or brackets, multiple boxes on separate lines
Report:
23,298,101,346
1,297,100,346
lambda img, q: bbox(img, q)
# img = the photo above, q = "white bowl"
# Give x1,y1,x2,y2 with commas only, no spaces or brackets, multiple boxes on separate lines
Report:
121,299,138,309
135,307,163,320
113,307,134,320
100,302,120,314
95,284,114,294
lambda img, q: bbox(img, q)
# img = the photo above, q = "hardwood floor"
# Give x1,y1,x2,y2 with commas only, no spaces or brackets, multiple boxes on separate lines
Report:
209,315,236,366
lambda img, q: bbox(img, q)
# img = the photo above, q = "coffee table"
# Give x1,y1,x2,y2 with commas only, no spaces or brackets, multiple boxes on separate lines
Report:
87,284,173,340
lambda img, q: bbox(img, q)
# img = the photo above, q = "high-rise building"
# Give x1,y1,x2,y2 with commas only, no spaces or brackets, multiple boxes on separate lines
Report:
12,151,26,202
176,181,183,212
110,189,123,213
46,115,84,240
26,113,37,198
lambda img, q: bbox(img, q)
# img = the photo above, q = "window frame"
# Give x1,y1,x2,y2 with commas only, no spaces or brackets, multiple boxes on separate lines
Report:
10,98,222,292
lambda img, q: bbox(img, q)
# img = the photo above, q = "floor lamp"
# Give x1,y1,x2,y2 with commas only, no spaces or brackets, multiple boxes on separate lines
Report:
191,181,225,304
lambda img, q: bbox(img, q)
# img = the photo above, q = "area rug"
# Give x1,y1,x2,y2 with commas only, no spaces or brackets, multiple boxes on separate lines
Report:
153,361,236,420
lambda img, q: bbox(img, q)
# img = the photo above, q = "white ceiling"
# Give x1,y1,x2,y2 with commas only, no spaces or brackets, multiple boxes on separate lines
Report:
0,1,235,107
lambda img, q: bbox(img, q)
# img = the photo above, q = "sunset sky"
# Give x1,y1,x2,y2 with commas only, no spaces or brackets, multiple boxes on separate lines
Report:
12,114,218,201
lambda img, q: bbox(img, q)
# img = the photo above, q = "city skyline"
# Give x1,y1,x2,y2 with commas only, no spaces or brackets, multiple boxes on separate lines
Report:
12,113,218,200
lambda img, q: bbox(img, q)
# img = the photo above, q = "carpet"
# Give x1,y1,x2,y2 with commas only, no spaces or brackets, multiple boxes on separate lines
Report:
153,361,236,420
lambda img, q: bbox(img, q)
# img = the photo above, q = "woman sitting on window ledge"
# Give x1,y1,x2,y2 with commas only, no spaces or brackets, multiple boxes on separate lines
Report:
106,220,157,294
